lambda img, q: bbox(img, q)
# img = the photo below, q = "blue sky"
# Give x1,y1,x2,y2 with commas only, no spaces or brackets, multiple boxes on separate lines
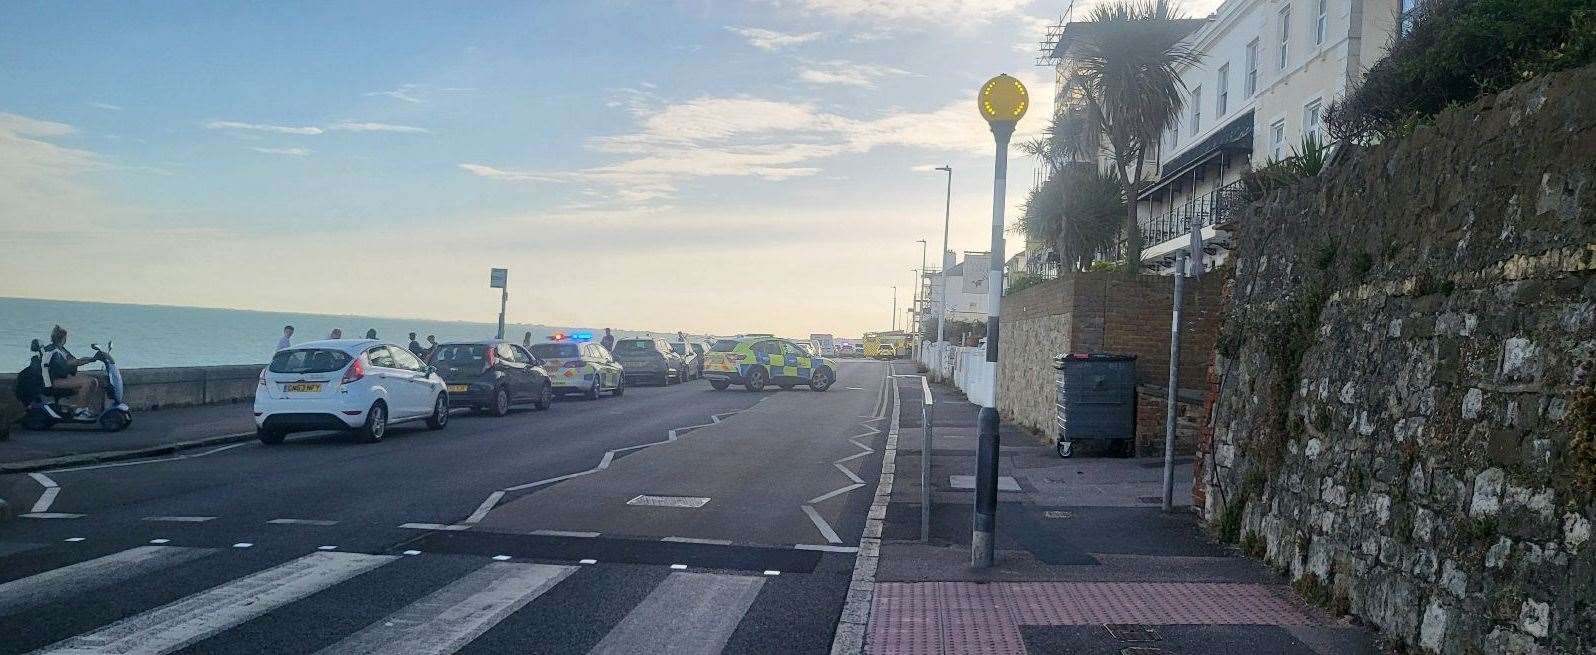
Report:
0,0,1219,336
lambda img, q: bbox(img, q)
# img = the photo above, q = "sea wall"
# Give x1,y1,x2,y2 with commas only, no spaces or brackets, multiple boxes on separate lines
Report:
0,364,262,417
1204,65,1596,653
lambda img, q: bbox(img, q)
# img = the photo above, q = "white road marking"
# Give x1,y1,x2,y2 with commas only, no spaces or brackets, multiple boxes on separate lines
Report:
267,518,339,526
398,523,471,531
502,469,599,492
579,558,598,565
28,472,58,488
793,544,858,553
232,543,252,548
660,536,733,545
801,505,842,544
835,449,872,463
492,555,512,561
763,570,781,576
0,546,216,617
64,537,85,542
588,572,766,655
669,564,688,570
832,462,865,484
808,483,866,505
143,516,217,523
318,545,339,550
464,490,505,524
20,512,83,519
596,451,615,469
315,562,577,655
31,551,394,655
627,495,710,508
45,440,254,474
28,472,60,513
403,550,422,556
530,530,600,538
149,539,171,544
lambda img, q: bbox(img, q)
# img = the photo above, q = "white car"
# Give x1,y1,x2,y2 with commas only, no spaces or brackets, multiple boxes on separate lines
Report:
254,339,449,444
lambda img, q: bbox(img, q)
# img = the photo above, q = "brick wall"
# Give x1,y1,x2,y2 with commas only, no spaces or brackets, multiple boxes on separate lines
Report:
1134,385,1203,457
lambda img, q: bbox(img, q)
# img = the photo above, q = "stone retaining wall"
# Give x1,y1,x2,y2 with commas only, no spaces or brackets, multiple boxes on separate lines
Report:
1204,65,1596,654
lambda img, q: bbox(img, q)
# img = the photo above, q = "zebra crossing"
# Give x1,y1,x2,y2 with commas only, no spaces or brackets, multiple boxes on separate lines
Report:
0,540,843,654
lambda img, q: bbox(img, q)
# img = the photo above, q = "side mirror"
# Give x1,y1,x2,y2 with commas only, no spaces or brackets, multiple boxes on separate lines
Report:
424,364,436,376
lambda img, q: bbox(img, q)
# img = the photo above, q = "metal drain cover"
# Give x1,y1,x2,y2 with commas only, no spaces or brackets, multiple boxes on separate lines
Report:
627,495,711,508
1138,496,1162,505
1120,648,1168,655
1106,624,1162,642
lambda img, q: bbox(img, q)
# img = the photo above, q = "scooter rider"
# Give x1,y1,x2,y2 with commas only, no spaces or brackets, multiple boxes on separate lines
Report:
43,325,102,419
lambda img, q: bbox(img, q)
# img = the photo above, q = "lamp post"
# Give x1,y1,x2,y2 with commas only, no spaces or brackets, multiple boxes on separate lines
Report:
934,166,952,350
972,74,1028,568
891,286,898,332
915,240,927,346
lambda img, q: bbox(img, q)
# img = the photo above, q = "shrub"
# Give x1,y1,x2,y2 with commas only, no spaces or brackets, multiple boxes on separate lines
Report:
1327,0,1596,143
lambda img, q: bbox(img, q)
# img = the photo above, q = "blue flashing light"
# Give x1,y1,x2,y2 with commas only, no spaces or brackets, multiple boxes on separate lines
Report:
573,332,594,341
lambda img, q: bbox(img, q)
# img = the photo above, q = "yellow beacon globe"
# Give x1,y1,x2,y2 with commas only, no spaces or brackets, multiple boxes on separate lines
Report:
978,74,1029,124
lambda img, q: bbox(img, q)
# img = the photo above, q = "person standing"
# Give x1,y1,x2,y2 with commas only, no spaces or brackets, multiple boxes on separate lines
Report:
276,325,294,351
408,332,424,356
600,328,615,352
676,331,686,342
424,335,438,357
328,328,343,339
522,331,534,349
365,328,378,339
43,325,101,419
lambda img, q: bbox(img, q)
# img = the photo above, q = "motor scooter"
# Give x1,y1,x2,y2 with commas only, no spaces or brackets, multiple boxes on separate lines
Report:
19,339,132,432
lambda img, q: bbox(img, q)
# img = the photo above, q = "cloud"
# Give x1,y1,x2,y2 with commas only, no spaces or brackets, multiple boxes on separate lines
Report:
250,147,312,156
0,113,116,232
796,60,913,88
87,102,123,111
205,121,324,135
725,26,822,51
364,84,476,104
326,122,431,134
767,0,1036,24
366,84,422,103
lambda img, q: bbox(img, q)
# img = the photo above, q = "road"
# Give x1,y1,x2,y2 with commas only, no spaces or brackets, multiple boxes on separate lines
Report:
0,360,897,654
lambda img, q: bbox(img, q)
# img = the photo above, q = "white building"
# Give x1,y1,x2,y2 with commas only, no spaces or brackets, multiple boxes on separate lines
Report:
1134,0,1402,272
926,251,992,323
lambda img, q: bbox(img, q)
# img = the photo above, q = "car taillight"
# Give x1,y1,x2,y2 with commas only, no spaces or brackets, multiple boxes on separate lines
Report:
341,358,365,385
483,348,496,371
258,369,267,387
562,360,585,369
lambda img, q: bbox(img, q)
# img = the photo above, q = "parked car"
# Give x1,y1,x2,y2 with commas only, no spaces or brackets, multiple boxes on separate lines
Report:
613,338,686,386
427,340,553,416
254,339,449,444
670,341,702,379
876,343,897,360
702,336,836,392
529,340,624,400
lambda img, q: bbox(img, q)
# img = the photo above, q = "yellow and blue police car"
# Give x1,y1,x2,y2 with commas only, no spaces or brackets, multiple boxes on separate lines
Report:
702,336,836,392
528,334,625,400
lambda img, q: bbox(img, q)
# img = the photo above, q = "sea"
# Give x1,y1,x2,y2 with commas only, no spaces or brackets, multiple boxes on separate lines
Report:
0,297,679,370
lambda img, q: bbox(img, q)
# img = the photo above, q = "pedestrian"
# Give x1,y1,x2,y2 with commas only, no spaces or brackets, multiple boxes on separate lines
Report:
600,328,615,352
328,328,343,339
276,325,294,351
42,325,101,419
522,331,534,350
425,335,438,357
676,331,686,342
365,328,378,339
408,332,424,356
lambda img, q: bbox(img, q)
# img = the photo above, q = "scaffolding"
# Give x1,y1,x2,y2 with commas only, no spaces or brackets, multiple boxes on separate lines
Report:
1034,1,1078,67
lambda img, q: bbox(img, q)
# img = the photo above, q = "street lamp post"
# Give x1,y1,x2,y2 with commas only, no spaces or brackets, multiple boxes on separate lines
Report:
891,286,898,332
972,74,1028,569
915,240,927,348
934,166,952,351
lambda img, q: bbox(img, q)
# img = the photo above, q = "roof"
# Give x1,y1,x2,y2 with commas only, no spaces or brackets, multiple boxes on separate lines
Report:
1048,18,1206,61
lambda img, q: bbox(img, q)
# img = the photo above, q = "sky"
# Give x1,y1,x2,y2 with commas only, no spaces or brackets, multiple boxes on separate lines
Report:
1,0,1221,338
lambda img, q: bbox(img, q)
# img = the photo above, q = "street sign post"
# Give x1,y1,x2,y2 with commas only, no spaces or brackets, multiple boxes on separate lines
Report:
490,268,508,339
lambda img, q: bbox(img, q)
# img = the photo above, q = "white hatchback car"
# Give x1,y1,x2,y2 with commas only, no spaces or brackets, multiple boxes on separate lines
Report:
254,339,449,444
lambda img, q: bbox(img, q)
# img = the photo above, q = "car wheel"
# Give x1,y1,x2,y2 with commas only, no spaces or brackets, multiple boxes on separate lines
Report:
354,402,387,443
257,427,285,445
490,387,511,417
612,377,625,397
99,409,132,432
710,379,730,391
809,367,834,392
744,367,767,392
533,383,553,411
426,393,449,430
584,379,601,401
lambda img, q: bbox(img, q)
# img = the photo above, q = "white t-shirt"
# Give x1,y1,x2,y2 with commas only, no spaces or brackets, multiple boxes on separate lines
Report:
276,335,292,351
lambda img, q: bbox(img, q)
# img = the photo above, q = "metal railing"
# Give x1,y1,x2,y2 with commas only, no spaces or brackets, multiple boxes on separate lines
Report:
1138,179,1249,247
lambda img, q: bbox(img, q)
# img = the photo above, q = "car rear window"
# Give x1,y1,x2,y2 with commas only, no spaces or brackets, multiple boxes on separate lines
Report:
269,348,352,374
615,339,655,353
430,344,488,364
530,343,580,359
711,340,741,352
669,343,688,354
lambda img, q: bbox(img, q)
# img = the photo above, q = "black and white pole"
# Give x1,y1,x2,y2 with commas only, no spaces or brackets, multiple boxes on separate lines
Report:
1161,252,1185,511
972,73,1026,569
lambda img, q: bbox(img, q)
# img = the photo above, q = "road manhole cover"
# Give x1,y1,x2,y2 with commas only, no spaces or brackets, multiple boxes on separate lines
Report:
1138,496,1162,505
627,495,711,508
1105,624,1162,642
1042,511,1073,519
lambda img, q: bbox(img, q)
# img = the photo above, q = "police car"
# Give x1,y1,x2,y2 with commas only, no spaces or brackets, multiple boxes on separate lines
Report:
528,334,624,400
702,336,836,392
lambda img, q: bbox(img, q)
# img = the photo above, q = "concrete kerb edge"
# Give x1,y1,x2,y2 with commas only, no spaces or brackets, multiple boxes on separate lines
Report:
0,431,256,475
830,370,899,655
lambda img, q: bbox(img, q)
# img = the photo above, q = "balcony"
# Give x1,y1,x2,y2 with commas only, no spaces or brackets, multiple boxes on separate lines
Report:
1137,179,1249,248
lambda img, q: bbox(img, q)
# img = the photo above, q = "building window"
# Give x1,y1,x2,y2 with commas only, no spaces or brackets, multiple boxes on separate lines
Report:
1245,39,1259,96
1278,6,1291,70
1314,0,1328,45
1303,99,1323,143
1190,86,1202,133
1217,64,1229,115
1270,119,1286,160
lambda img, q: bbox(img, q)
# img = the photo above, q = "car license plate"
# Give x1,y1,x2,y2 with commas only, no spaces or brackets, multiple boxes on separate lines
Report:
283,383,322,393
447,384,469,393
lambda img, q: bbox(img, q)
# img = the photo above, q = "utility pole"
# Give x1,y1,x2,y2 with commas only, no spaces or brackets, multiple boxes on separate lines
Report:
972,74,1027,569
935,166,952,348
891,286,898,332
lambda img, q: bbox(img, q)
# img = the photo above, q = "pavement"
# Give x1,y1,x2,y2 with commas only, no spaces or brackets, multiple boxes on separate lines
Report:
0,360,895,654
0,401,257,472
862,376,1385,655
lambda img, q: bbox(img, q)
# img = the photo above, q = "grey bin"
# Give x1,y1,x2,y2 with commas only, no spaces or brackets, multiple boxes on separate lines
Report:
1052,353,1137,459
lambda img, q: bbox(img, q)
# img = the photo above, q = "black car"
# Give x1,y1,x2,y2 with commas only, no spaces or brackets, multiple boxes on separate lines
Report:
613,338,686,386
426,340,553,416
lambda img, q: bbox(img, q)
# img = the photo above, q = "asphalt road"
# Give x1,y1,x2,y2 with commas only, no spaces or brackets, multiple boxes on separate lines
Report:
0,359,896,654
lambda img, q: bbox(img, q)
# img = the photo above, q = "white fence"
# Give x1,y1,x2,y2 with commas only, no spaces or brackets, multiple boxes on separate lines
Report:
917,342,993,407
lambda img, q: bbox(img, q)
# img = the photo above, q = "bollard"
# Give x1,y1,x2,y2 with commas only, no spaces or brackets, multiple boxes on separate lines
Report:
920,376,934,543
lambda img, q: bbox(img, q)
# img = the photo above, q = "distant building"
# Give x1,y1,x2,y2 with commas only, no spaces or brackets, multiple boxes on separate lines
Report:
926,251,992,323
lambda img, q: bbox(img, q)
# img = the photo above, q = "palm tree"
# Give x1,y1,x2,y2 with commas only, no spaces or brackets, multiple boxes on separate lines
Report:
1018,163,1125,272
1061,0,1200,272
